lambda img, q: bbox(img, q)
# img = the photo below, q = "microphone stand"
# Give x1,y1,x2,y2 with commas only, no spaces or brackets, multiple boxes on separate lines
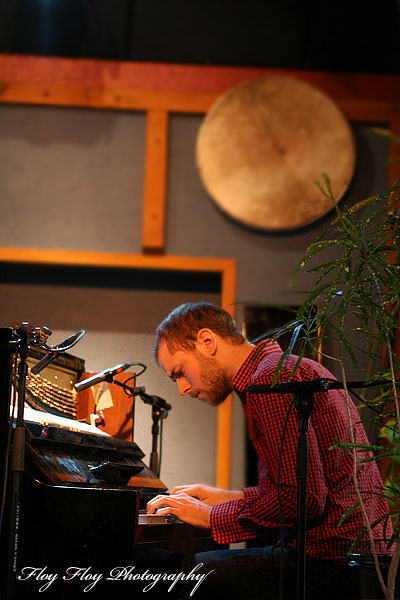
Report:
293,391,314,600
5,323,84,600
149,405,164,477
247,376,395,600
6,329,28,600
107,377,171,477
6,322,53,600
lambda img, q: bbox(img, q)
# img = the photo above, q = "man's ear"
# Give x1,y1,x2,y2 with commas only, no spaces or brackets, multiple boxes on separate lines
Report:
196,328,217,355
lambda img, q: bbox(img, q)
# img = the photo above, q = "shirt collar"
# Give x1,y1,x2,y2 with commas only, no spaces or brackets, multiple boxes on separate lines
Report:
233,339,282,394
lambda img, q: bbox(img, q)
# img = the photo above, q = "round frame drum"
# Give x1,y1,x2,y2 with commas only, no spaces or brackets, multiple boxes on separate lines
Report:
196,76,356,231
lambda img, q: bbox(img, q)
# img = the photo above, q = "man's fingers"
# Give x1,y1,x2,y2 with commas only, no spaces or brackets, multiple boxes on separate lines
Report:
147,493,189,514
170,484,197,494
148,505,179,517
146,492,211,528
147,493,172,514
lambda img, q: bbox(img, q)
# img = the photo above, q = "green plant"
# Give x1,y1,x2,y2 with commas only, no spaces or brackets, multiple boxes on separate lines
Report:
271,169,400,599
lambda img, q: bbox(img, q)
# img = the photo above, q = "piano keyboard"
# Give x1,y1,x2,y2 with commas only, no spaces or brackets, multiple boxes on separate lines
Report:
138,510,181,525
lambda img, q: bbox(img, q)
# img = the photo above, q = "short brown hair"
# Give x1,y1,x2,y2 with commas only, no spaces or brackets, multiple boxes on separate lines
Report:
154,302,245,360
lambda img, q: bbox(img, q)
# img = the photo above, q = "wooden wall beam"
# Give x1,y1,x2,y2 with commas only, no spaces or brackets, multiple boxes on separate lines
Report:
1,54,400,101
2,82,400,124
0,81,217,113
142,110,169,253
338,100,400,124
0,246,236,274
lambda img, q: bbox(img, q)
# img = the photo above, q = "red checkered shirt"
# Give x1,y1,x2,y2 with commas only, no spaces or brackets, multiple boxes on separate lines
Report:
210,340,392,560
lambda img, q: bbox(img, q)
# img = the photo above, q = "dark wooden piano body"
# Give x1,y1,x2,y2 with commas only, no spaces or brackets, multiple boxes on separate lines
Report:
0,328,220,599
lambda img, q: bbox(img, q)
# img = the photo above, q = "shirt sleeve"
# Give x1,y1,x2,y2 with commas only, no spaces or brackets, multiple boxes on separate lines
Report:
210,386,329,545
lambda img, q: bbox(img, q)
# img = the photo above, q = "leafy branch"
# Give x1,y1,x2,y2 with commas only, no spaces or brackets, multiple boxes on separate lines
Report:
272,172,400,599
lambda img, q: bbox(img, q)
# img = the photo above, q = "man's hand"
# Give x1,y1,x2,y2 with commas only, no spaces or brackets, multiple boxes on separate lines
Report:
146,492,212,528
169,484,245,506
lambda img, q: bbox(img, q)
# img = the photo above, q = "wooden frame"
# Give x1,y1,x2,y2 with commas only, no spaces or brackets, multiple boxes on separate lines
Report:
1,56,399,252
0,246,236,487
1,55,399,487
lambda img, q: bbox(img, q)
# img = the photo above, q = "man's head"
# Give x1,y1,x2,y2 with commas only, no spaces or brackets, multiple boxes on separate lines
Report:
154,303,247,406
154,302,245,359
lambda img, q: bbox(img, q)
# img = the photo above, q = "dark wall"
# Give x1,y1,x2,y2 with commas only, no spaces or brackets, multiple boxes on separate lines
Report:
1,0,399,74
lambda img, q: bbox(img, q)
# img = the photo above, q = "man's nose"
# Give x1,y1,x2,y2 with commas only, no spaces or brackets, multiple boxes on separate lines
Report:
177,378,191,396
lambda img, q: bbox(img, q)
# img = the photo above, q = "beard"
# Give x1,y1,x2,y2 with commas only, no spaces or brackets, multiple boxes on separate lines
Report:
196,352,232,406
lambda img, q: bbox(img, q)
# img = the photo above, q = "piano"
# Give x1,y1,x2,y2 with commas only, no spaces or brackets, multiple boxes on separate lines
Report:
0,327,219,599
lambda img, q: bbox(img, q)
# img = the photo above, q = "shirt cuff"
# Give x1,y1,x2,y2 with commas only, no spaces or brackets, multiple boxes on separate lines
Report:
210,499,266,544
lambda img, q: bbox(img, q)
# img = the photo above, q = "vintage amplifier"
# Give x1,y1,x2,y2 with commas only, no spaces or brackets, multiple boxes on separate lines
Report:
12,347,85,420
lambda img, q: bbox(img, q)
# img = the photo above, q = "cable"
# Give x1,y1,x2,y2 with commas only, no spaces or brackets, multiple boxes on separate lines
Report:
122,363,147,392
37,329,86,353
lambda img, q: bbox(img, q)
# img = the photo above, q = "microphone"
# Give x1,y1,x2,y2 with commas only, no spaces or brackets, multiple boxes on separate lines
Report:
138,391,172,411
31,352,58,375
74,362,135,392
247,378,345,395
247,378,395,395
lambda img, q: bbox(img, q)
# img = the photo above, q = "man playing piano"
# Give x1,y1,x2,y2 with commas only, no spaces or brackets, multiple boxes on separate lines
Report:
147,302,392,599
